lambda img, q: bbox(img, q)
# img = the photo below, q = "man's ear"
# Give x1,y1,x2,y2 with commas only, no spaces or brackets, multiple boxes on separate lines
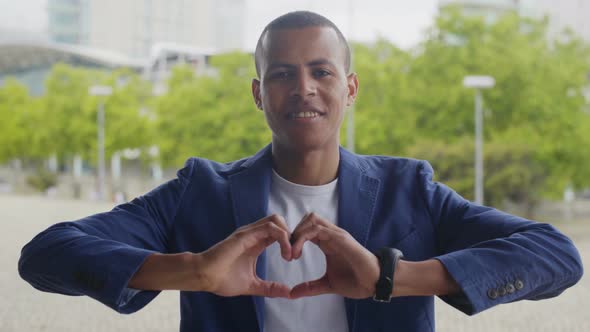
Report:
252,78,263,110
346,73,359,107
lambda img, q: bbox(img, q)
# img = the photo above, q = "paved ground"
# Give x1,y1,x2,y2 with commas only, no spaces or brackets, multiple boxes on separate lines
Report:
2,194,589,331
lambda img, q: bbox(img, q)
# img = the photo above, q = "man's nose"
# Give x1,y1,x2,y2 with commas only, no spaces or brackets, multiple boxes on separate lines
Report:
291,73,316,98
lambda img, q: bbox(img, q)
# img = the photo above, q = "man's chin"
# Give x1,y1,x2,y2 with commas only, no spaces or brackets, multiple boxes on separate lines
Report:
274,137,338,153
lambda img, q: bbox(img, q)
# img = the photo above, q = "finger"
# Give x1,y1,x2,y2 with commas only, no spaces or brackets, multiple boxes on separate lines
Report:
291,223,329,259
294,223,350,259
252,214,291,234
249,279,291,298
291,213,338,258
289,276,332,299
291,213,323,247
246,222,292,260
291,212,313,239
291,213,341,242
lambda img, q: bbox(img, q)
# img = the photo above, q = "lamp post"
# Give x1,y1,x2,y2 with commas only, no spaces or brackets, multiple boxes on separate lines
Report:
463,76,495,205
89,85,113,201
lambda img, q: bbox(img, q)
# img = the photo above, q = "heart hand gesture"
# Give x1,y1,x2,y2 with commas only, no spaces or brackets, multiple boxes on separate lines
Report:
200,213,380,300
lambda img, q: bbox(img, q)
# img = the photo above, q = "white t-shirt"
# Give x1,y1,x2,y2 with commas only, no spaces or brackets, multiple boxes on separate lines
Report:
263,169,348,332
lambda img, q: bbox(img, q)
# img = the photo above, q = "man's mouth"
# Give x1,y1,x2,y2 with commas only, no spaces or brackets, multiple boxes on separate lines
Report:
288,111,322,119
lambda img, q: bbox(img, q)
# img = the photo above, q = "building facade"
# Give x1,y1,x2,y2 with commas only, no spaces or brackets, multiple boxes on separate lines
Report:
47,0,88,44
47,0,246,58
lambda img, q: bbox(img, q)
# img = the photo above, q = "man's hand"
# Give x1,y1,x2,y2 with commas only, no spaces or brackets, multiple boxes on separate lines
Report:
199,214,293,298
288,213,380,299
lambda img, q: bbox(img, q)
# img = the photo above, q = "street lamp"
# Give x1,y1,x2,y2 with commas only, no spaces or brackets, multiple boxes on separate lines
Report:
463,76,495,205
89,85,113,201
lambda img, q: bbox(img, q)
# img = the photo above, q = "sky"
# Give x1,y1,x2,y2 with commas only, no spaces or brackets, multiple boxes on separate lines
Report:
244,0,439,49
0,0,439,49
0,0,47,33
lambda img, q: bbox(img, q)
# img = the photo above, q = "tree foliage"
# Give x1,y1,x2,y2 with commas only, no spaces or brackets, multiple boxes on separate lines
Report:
353,7,590,203
155,52,269,167
0,79,32,162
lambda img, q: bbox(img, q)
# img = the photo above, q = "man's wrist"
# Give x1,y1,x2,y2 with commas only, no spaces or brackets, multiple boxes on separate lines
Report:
129,252,212,292
188,252,213,292
392,259,409,297
391,259,460,297
373,248,403,302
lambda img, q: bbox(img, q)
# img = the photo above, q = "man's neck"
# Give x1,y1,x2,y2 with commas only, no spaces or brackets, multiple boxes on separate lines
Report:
271,143,340,186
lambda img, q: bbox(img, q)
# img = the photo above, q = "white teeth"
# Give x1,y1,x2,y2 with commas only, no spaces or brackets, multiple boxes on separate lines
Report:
293,112,319,118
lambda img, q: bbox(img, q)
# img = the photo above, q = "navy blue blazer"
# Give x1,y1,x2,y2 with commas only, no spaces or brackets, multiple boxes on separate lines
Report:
19,145,583,331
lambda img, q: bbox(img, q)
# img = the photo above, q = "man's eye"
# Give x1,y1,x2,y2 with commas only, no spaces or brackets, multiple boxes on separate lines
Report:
270,71,292,79
313,70,330,78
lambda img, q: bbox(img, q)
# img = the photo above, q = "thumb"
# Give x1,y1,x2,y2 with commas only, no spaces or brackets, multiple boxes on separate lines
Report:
250,279,291,298
289,276,331,299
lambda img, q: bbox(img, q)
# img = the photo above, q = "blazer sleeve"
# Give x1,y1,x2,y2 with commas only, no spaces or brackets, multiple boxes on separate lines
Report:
416,160,584,315
18,159,195,314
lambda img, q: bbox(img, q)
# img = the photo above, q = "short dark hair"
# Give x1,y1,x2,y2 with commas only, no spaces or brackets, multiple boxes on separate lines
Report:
254,11,351,77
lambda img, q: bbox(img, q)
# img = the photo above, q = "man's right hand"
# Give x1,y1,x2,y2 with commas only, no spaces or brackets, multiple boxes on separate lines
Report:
197,214,293,298
129,214,292,297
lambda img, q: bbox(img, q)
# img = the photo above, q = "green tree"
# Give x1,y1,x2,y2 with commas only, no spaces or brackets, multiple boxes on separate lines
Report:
350,40,416,155
95,68,154,162
0,79,31,163
407,7,590,198
155,52,269,168
352,7,590,206
40,64,153,166
42,64,104,163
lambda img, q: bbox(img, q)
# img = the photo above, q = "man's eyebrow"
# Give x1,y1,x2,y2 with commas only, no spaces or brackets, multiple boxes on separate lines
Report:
267,63,296,70
307,59,336,67
266,59,337,71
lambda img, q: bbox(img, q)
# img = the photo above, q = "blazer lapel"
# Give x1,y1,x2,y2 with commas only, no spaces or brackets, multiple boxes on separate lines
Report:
229,144,273,331
337,147,381,332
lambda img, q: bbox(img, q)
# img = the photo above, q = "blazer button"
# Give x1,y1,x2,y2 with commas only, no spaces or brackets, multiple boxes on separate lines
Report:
515,280,524,290
497,286,507,297
487,289,499,300
506,283,516,294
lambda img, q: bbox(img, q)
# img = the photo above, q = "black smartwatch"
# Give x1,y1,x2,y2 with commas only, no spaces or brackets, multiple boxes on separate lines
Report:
373,248,404,302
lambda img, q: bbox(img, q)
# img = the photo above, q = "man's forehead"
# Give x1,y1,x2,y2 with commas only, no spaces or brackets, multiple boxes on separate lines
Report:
261,26,339,47
259,27,345,70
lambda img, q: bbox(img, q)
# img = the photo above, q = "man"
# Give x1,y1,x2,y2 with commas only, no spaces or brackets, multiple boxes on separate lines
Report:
19,11,583,332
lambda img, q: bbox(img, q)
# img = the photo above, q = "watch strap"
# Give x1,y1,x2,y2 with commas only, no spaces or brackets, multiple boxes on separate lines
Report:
373,248,404,302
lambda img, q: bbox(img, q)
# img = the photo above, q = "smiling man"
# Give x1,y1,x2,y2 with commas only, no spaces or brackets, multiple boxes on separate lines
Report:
19,11,583,332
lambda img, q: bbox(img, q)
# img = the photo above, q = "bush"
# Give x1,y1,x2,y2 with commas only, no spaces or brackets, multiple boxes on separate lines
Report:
26,169,58,192
407,137,547,217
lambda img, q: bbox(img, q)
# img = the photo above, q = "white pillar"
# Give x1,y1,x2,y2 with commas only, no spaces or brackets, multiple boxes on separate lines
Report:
48,154,58,172
151,162,163,182
564,185,575,221
72,154,83,199
111,152,121,182
73,154,83,179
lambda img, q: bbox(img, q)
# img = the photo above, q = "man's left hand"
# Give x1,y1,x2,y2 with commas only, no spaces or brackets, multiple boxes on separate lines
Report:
288,212,380,299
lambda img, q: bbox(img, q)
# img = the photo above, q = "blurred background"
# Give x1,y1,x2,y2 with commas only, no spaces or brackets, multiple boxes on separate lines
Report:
1,0,589,331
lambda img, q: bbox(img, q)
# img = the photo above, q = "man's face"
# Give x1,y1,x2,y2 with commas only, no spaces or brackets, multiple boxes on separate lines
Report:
252,27,358,152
